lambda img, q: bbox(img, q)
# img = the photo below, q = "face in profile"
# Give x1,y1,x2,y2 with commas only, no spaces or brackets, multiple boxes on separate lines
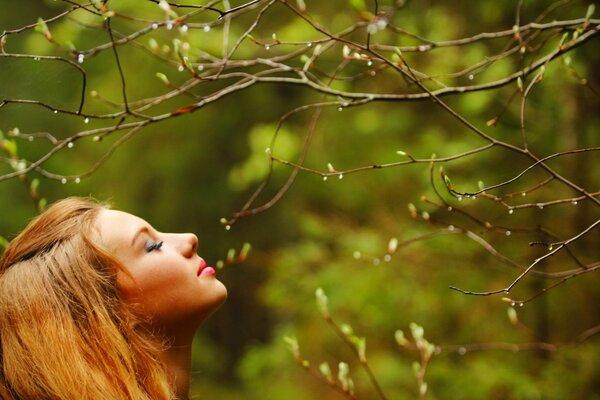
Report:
96,209,227,336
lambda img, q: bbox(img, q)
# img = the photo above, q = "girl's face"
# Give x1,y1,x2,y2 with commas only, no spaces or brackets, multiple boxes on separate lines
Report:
96,209,227,335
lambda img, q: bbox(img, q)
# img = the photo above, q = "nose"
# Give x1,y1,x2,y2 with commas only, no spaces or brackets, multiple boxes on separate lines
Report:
179,233,198,258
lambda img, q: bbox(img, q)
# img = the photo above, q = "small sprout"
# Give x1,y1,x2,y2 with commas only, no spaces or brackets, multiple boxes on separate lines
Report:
517,76,523,92
395,330,408,347
353,336,367,362
301,360,310,368
315,288,330,319
585,3,595,20
409,322,424,342
327,163,336,173
90,90,98,97
421,211,430,221
342,45,351,58
239,242,251,262
319,362,333,382
341,324,353,336
443,173,452,187
420,382,428,397
35,17,52,41
478,180,485,191
396,150,407,156
296,0,306,12
423,341,435,358
149,38,159,52
338,362,350,391
216,260,224,269
408,203,418,218
353,250,361,259
38,198,47,212
226,248,236,263
30,178,40,198
388,237,398,254
155,72,170,86
486,117,498,126
283,336,300,358
507,307,518,325
412,361,421,376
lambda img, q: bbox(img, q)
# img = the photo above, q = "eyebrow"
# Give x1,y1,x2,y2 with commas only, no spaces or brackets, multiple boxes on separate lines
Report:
131,226,150,247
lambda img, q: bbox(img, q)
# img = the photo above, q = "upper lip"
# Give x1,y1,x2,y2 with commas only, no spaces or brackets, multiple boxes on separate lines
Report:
197,258,207,276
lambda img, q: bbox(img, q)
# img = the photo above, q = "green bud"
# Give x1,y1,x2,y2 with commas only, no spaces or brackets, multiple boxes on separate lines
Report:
395,330,408,346
338,362,350,391
410,322,424,342
155,73,170,85
315,288,330,318
388,237,398,254
319,362,333,382
296,0,306,12
507,307,518,325
149,38,159,52
226,248,236,263
586,4,595,20
353,336,366,362
283,336,300,358
239,242,251,261
38,198,47,212
30,178,40,198
35,17,51,40
340,323,353,336
412,361,421,376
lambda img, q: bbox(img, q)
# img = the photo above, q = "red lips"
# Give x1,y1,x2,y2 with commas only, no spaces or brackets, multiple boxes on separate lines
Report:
197,259,216,277
198,259,207,276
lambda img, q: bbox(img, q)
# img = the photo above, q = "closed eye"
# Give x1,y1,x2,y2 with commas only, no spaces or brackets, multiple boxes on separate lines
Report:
144,239,163,253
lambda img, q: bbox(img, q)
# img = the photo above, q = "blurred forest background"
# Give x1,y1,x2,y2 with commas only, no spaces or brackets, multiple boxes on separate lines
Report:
1,0,599,399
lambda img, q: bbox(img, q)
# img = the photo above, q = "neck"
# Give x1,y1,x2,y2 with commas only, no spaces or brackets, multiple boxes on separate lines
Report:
160,340,193,400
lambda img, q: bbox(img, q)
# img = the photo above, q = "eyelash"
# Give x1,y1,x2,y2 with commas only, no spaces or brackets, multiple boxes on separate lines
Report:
144,240,164,253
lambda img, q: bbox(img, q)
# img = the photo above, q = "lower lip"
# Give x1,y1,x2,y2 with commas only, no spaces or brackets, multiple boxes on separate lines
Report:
199,267,216,277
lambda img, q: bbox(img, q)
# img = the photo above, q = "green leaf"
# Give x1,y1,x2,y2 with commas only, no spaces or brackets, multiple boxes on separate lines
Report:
585,4,595,20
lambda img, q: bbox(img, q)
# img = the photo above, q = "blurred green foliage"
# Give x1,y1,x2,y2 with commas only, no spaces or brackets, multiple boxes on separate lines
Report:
1,0,600,399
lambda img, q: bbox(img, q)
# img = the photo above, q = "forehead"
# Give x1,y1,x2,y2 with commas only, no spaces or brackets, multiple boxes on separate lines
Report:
96,209,147,250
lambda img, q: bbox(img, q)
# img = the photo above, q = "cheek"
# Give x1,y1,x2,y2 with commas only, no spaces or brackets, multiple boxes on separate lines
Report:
117,264,191,308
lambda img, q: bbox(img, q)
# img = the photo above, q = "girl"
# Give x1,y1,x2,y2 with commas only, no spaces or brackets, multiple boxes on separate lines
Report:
0,197,227,399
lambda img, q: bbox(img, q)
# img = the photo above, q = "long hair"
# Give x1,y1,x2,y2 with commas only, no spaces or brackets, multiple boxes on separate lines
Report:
0,198,173,399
